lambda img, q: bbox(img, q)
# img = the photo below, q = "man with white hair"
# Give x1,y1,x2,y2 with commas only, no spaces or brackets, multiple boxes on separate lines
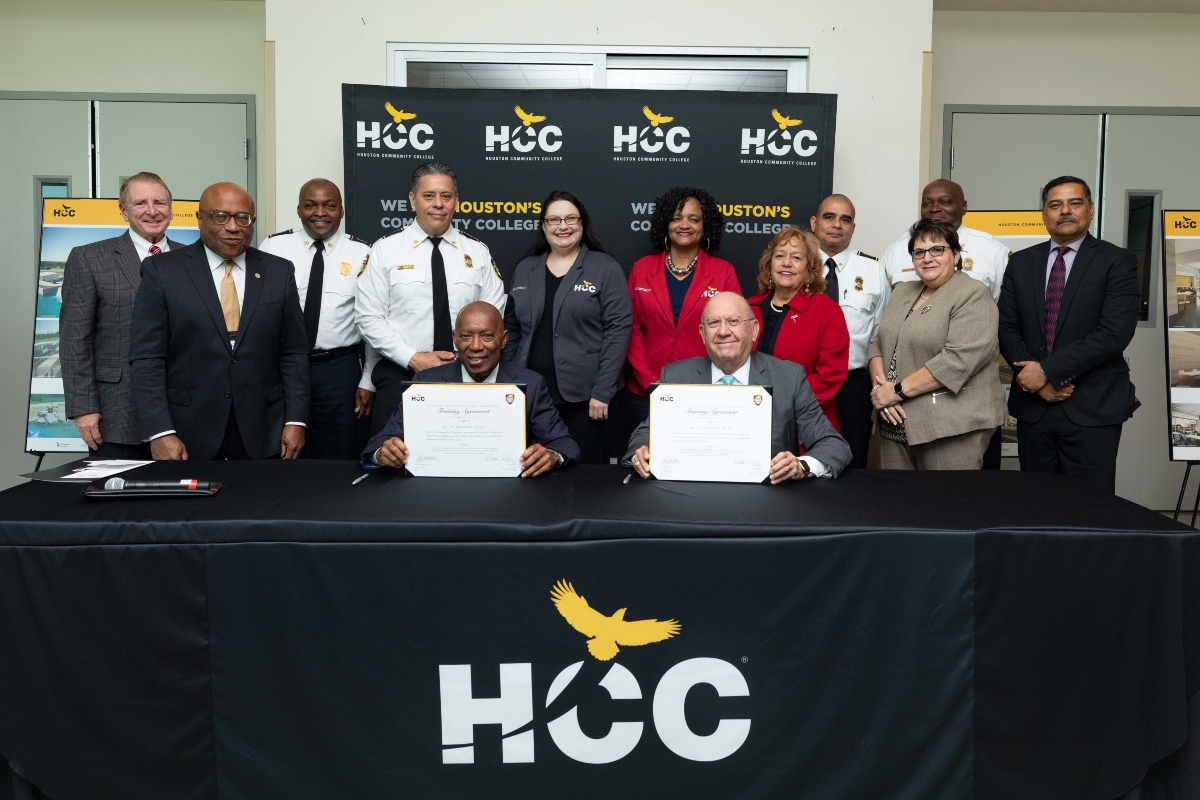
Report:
625,292,852,482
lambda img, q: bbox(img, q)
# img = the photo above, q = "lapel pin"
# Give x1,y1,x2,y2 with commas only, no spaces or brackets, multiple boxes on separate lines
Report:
254,272,261,279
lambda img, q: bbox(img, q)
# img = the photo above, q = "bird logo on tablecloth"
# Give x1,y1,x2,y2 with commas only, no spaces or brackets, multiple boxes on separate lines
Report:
551,580,680,661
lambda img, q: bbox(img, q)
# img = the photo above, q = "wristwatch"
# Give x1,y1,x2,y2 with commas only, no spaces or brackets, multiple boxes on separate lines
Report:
894,382,909,401
549,449,565,469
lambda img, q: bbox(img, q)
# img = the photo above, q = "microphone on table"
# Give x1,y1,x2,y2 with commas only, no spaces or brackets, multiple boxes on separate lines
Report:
103,477,214,491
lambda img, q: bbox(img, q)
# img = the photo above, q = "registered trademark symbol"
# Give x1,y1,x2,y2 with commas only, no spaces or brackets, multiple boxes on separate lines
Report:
741,656,748,663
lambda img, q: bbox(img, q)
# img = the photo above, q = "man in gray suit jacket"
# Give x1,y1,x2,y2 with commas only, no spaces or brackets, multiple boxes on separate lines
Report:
626,292,852,482
61,172,184,459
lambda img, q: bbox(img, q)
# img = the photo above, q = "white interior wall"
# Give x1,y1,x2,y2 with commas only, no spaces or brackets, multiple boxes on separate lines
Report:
932,10,1200,509
266,0,933,258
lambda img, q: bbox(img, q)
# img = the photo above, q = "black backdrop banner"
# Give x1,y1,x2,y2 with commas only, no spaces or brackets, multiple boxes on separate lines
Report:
341,84,837,288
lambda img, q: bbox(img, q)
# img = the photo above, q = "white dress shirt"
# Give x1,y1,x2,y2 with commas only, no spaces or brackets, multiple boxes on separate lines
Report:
820,248,890,370
1045,235,1085,287
356,221,505,369
127,228,170,262
462,363,499,383
259,226,380,391
881,225,1011,302
710,359,830,478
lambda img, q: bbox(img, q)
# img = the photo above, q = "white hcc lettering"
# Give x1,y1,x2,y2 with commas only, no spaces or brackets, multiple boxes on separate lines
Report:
357,120,434,151
485,125,564,153
612,126,690,154
439,658,751,764
740,128,818,157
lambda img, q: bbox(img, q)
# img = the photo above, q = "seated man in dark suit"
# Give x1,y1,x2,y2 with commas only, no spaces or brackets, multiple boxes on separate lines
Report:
626,292,852,483
130,182,310,460
362,302,579,477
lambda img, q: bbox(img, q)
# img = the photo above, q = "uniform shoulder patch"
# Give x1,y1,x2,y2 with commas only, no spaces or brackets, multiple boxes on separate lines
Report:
349,234,371,246
459,229,485,244
491,258,502,281
856,251,879,261
357,254,370,278
375,229,402,243
267,229,293,239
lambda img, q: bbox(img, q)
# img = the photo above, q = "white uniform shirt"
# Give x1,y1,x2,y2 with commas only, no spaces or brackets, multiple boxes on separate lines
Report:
259,227,379,391
128,228,170,262
709,360,830,478
820,248,890,371
355,222,505,370
881,225,1011,302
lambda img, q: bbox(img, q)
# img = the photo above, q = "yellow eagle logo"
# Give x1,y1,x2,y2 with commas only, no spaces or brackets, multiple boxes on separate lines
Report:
771,108,802,130
551,580,680,661
642,106,674,127
384,102,417,123
515,105,546,126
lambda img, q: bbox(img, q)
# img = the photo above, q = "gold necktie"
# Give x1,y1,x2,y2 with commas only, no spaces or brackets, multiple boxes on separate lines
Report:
220,259,240,332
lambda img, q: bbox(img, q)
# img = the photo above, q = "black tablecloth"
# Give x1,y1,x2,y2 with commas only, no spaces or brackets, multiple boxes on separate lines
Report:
0,462,1197,800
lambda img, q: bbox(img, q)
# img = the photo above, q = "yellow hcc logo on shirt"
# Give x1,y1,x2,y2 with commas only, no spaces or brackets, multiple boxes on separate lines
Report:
438,579,750,765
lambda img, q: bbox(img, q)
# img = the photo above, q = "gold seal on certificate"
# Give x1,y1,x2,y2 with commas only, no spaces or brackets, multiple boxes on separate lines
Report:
402,383,527,477
648,384,772,483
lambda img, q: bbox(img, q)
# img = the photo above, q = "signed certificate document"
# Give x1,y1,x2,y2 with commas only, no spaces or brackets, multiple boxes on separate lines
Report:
648,384,772,483
402,383,526,477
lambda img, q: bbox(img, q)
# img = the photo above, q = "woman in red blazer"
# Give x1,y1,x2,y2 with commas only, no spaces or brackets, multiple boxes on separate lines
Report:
748,226,850,430
624,186,742,426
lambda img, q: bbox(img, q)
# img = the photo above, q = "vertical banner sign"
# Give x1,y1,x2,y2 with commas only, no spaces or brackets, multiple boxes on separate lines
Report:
1163,210,1200,460
341,85,837,290
27,199,200,453
962,210,1046,457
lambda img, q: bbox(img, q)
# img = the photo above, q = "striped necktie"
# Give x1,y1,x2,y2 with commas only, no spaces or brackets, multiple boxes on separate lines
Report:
1044,245,1070,353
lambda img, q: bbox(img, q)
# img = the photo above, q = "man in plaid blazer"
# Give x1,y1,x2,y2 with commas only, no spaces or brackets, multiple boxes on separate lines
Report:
61,172,184,459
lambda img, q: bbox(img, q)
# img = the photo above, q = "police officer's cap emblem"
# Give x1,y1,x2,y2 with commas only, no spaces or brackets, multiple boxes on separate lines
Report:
854,276,864,291
505,393,515,405
339,261,351,276
753,394,763,406
463,254,474,269
963,257,974,271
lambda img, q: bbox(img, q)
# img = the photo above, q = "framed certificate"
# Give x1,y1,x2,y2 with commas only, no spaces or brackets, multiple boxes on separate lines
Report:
648,383,773,483
401,383,527,477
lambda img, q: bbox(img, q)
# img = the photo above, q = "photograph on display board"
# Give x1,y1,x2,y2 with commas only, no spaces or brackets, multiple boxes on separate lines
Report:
27,199,200,453
1162,211,1200,461
961,210,1049,457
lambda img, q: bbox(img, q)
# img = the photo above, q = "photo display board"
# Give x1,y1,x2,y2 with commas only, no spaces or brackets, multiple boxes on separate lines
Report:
961,210,1047,457
341,85,837,291
28,198,199,453
1163,210,1200,461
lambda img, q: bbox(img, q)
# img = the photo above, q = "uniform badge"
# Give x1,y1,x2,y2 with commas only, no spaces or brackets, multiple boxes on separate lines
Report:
963,257,974,271
339,261,351,276
303,240,310,247
396,264,415,270
753,394,763,406
505,393,515,405
463,254,474,269
357,255,369,278
854,276,864,291
902,267,915,273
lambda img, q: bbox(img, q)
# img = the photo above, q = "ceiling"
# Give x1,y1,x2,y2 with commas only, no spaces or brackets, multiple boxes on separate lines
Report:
935,0,1200,11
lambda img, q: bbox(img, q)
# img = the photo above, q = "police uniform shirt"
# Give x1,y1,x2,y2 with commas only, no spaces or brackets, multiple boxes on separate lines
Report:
820,248,890,371
880,225,1011,302
355,222,505,370
259,227,379,391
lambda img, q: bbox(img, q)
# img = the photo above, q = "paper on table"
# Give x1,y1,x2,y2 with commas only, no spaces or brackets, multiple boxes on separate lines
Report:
649,384,772,483
402,383,526,477
65,461,153,481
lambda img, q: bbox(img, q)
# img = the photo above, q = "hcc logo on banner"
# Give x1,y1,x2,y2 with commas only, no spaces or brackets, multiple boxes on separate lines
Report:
485,106,563,153
439,580,751,766
356,102,435,151
613,107,691,154
741,108,818,157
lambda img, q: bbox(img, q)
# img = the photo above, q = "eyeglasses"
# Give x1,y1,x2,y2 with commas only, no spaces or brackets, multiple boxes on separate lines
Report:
200,210,255,227
544,215,581,227
702,317,753,331
911,245,948,260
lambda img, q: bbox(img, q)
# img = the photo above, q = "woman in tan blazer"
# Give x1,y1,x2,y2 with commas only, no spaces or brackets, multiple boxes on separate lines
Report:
867,219,1006,469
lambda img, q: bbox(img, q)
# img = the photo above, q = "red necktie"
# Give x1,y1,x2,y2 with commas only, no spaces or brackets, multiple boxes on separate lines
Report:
149,245,161,256
1044,245,1070,353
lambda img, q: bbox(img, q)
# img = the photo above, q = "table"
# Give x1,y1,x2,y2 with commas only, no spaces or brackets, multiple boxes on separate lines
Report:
0,461,1197,800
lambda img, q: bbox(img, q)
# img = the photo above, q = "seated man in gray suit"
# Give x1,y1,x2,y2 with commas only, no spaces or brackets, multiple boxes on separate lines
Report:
362,302,580,477
626,292,852,483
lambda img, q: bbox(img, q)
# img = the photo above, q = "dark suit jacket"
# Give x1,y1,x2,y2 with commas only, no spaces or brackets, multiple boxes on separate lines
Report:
60,231,184,443
361,360,581,468
623,352,853,477
998,234,1139,426
502,245,633,404
129,240,310,459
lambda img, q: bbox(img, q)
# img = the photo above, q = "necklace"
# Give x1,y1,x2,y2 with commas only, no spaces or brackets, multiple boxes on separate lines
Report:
666,251,698,276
